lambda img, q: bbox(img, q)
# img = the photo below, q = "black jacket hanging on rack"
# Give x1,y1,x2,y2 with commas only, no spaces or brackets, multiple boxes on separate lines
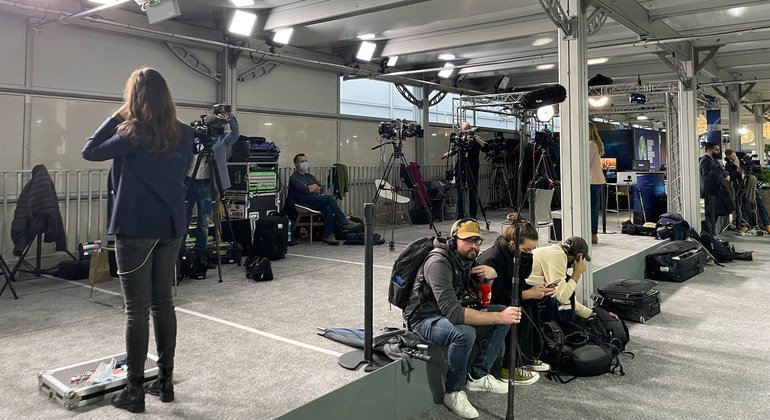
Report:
10,164,67,255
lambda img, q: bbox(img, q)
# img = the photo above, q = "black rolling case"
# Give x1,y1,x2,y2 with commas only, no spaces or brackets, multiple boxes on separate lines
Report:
253,212,288,260
645,240,705,282
595,279,661,324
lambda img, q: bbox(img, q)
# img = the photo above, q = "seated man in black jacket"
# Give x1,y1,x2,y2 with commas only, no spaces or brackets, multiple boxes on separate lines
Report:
477,213,554,385
404,219,521,419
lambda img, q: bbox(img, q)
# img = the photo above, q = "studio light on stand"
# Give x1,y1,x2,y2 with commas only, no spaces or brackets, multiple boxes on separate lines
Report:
356,41,377,62
589,96,609,108
537,105,555,123
437,63,455,79
267,27,293,52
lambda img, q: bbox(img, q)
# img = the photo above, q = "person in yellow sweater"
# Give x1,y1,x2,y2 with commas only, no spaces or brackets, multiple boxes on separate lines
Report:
526,236,616,320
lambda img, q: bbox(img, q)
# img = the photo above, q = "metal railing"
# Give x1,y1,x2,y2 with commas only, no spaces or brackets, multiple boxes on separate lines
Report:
2,164,497,259
1,169,109,259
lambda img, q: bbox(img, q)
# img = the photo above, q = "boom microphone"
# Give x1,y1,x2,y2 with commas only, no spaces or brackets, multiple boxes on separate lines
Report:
521,84,567,110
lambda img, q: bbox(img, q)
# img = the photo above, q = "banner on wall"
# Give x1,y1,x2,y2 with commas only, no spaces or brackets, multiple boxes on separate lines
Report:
706,109,722,144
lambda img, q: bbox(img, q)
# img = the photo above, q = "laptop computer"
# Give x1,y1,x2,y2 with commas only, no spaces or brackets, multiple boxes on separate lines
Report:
632,159,651,172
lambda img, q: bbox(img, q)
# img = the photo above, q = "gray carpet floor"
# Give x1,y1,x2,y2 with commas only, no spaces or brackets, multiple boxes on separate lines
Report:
1,210,767,419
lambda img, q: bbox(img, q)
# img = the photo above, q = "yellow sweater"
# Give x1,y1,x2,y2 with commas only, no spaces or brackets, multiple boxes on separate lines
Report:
526,244,593,319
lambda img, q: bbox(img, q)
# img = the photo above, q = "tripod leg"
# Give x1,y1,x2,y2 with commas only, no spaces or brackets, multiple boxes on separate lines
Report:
397,156,441,238
464,160,489,229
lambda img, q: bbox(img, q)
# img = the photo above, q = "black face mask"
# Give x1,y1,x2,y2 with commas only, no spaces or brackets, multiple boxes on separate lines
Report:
713,151,722,159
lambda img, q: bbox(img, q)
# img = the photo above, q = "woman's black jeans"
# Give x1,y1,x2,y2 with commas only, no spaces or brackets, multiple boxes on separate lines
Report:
115,235,181,382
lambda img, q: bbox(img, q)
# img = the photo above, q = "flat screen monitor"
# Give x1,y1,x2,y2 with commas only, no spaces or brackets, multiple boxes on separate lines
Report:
633,159,651,172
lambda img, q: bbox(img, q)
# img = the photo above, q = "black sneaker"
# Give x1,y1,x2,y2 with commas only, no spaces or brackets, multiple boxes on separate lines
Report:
323,234,340,245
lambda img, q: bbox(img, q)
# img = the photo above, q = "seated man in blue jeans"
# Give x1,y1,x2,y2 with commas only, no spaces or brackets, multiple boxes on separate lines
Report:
288,153,361,245
404,219,522,419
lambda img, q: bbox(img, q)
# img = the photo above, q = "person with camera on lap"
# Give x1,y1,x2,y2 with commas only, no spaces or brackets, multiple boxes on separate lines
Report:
405,219,521,419
184,104,239,256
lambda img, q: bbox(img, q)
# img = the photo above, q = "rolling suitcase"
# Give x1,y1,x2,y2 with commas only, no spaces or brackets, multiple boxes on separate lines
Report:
253,212,288,260
595,279,661,324
645,240,705,282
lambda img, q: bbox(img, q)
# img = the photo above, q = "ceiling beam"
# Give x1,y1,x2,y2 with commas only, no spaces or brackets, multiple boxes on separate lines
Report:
648,0,767,21
714,49,770,70
593,0,692,60
262,0,429,31
381,14,551,57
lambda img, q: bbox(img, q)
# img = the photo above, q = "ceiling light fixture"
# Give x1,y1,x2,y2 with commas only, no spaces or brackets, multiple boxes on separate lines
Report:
228,10,257,37
357,33,376,40
438,63,455,79
636,114,649,121
536,64,555,70
272,27,294,45
532,37,553,46
387,56,399,67
438,53,455,61
229,0,254,6
587,57,609,65
727,7,746,17
356,41,377,62
588,96,609,107
738,126,749,135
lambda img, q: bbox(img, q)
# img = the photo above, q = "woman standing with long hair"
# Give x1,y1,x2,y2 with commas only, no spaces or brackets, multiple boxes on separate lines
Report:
588,122,606,244
83,67,193,413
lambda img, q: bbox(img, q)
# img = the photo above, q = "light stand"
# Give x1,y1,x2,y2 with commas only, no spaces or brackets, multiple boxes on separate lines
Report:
339,203,375,370
448,132,491,229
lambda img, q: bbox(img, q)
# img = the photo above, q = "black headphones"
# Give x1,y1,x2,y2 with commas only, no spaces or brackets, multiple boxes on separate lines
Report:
447,218,477,251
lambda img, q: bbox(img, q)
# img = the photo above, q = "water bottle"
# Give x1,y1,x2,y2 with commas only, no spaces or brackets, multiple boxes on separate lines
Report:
287,220,293,244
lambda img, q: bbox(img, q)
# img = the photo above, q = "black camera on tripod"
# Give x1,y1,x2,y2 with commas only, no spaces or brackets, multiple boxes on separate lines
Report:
484,135,509,162
378,119,424,140
449,131,478,153
533,130,557,150
190,104,230,150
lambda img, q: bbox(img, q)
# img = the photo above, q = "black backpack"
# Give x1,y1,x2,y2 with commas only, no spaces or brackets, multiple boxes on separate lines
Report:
656,212,691,241
541,321,614,382
388,237,449,310
699,231,734,263
244,254,273,281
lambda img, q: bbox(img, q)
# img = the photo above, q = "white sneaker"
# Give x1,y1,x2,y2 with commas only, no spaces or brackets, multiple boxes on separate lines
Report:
527,359,551,372
465,374,508,394
443,390,479,419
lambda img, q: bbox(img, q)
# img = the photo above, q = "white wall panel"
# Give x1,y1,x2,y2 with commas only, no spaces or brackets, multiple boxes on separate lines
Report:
426,127,454,165
236,112,337,168
32,25,217,103
237,64,337,114
339,120,382,165
0,14,27,86
0,94,24,170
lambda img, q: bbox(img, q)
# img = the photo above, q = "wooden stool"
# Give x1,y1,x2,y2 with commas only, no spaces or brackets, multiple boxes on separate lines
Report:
294,204,324,245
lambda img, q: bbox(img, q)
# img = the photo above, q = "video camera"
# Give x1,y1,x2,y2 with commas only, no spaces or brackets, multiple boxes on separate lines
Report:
449,129,479,154
190,103,230,150
735,151,761,175
378,119,424,140
533,130,557,150
483,132,509,162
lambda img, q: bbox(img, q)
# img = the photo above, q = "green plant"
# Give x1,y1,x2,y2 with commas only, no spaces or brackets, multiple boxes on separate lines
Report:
756,169,770,185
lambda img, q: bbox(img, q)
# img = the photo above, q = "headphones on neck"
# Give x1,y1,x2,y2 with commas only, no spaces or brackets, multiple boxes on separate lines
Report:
447,218,477,251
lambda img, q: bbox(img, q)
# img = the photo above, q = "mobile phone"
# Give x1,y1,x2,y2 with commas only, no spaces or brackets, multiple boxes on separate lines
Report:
545,280,560,288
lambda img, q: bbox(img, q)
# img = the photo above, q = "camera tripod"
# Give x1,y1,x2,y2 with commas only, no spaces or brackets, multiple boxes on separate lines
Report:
372,139,440,251
449,139,490,229
487,157,515,210
185,144,240,283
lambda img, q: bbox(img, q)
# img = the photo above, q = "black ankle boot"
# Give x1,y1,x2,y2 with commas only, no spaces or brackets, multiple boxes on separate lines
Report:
112,379,145,413
147,369,174,402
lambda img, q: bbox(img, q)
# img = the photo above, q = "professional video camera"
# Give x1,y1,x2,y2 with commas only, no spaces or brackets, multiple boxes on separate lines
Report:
483,132,509,162
378,119,424,140
533,130,557,150
190,103,230,150
736,151,761,175
449,130,479,154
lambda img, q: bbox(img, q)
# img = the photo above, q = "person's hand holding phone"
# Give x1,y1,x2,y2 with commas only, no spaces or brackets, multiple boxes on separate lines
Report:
571,254,586,280
522,284,556,300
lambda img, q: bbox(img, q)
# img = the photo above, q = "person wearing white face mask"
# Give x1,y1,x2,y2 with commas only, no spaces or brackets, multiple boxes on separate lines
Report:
288,153,361,245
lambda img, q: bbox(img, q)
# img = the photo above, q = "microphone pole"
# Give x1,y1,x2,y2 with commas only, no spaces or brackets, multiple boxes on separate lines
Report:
505,214,523,420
